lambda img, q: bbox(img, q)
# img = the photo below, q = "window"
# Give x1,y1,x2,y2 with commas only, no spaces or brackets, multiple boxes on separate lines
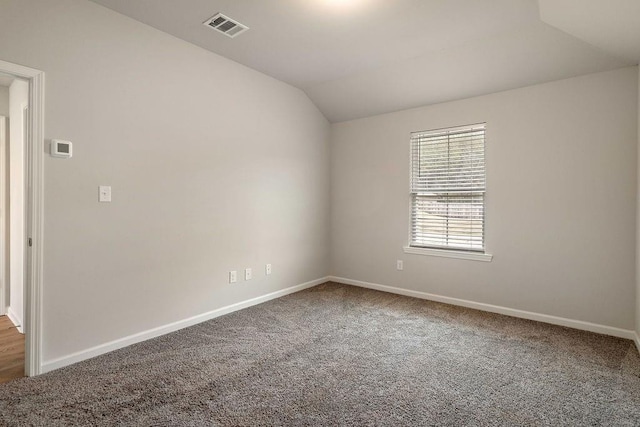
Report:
409,123,486,253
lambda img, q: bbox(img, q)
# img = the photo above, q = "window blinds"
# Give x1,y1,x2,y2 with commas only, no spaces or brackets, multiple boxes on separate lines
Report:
410,124,486,251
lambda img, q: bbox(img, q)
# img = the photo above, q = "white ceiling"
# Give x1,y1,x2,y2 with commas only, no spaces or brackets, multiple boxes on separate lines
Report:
539,0,640,62
89,0,635,122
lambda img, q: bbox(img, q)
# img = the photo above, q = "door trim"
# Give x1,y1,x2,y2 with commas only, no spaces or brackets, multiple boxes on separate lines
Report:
0,59,44,376
0,116,6,317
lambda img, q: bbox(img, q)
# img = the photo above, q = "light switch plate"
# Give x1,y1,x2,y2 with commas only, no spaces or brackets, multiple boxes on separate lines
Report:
396,260,403,270
229,271,237,284
265,264,272,275
245,268,252,280
99,186,112,202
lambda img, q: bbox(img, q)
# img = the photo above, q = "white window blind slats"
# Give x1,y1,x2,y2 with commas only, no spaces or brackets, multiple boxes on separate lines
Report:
409,124,486,252
411,193,484,250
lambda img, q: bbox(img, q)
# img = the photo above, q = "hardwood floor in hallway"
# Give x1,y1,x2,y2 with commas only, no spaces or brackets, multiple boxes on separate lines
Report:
0,315,24,384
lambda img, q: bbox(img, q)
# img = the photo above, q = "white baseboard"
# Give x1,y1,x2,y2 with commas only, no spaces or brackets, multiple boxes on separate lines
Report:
6,306,23,334
329,276,636,340
42,276,329,374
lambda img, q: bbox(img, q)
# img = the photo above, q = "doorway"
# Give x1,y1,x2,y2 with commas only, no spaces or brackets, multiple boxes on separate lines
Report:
0,74,28,382
0,59,44,378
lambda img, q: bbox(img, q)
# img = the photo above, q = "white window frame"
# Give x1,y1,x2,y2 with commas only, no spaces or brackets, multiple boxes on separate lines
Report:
404,123,492,262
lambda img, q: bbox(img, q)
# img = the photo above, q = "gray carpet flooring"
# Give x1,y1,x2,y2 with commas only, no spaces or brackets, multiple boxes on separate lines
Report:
1,282,640,426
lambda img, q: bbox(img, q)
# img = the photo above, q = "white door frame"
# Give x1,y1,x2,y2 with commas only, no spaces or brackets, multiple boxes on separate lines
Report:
0,115,6,317
0,59,44,376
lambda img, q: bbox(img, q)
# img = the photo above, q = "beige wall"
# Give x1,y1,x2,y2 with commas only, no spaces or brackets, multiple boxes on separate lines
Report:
0,0,330,362
331,67,638,330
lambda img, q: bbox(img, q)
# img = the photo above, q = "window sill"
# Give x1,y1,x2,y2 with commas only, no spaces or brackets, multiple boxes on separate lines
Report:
403,246,493,262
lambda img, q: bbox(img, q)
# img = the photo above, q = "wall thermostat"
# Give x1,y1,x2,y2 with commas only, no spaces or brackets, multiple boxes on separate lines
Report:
51,139,73,159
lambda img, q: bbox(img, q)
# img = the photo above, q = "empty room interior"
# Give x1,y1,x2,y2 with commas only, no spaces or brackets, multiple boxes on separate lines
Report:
1,0,640,425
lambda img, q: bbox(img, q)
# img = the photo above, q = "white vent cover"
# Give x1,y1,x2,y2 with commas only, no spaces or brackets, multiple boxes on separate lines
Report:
203,13,249,38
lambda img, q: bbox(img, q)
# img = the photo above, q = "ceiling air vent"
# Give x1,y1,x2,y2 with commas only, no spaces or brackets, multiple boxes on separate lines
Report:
203,13,249,38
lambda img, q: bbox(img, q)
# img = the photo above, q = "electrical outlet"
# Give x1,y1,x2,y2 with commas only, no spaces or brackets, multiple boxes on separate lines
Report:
229,271,237,284
265,264,272,275
396,260,404,271
245,268,252,281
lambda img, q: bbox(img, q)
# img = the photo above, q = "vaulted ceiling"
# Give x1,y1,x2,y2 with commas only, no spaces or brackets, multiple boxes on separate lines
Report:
89,0,638,122
539,0,640,63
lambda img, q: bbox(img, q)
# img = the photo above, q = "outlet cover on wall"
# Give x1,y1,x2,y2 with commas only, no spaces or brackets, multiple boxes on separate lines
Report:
229,271,237,284
396,260,404,271
265,264,272,275
245,268,252,280
99,185,112,202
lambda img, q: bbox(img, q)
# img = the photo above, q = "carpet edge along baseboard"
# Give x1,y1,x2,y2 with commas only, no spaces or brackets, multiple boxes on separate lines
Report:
42,275,639,373
41,277,330,373
329,276,636,341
